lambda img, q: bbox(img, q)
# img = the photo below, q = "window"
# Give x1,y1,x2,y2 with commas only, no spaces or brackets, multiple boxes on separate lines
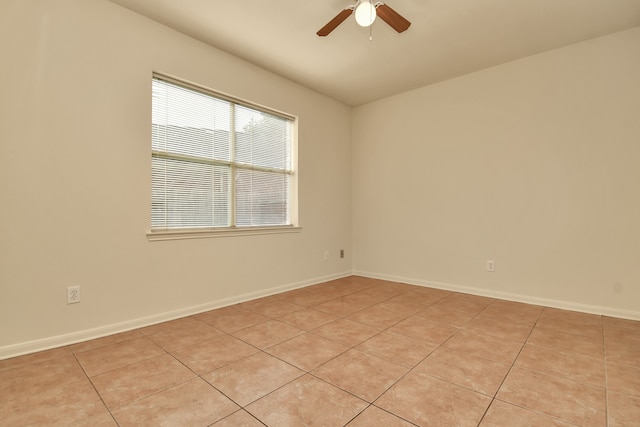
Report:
150,74,297,238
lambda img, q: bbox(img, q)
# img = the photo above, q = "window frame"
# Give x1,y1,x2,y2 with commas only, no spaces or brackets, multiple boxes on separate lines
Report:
147,73,299,241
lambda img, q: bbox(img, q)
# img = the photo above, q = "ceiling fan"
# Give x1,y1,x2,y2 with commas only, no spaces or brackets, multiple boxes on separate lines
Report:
317,0,411,37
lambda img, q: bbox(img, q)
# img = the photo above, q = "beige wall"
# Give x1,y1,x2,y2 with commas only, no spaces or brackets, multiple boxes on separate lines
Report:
353,27,640,318
0,0,352,357
2,0,639,359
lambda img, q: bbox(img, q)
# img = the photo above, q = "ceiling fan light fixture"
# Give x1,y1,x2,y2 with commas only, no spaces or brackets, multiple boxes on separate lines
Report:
316,1,410,37
354,0,377,27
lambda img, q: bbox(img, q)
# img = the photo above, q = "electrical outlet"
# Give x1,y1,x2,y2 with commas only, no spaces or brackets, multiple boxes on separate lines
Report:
486,259,495,272
340,249,344,259
67,286,81,304
324,250,329,261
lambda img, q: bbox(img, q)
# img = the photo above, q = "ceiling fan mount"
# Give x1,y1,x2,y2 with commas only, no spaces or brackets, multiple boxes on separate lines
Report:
317,0,411,37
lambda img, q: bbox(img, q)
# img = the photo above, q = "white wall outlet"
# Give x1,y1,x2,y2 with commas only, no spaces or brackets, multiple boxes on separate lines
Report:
486,259,495,272
67,286,81,304
324,250,329,261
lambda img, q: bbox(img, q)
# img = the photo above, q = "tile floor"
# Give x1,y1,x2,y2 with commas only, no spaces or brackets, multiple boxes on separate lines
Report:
1,276,639,426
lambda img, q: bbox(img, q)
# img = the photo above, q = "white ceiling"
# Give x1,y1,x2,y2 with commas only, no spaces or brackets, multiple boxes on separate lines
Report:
108,0,640,106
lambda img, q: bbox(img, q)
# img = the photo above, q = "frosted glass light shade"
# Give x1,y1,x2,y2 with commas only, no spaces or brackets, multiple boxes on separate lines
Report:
355,1,377,27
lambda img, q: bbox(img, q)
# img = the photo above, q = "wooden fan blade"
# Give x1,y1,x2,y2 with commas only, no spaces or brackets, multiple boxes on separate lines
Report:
376,3,411,33
317,9,353,36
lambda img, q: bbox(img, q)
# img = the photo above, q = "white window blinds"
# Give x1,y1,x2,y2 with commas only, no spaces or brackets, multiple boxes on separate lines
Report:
151,75,294,230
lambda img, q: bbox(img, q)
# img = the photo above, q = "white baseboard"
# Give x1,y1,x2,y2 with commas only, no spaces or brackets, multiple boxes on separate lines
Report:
353,270,640,321
4,269,638,360
0,271,351,361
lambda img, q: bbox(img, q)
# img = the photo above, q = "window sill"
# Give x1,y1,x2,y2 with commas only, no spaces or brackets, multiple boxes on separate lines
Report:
147,225,301,241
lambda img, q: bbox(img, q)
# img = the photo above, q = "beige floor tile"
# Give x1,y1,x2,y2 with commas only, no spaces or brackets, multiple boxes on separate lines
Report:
347,405,415,426
416,348,510,396
189,306,243,326
603,316,640,338
537,308,603,338
366,280,417,294
70,330,144,354
398,282,428,293
375,370,491,427
204,352,304,406
442,329,523,364
311,295,374,316
245,375,367,426
112,378,238,427
303,285,354,300
604,325,640,348
466,315,534,343
374,295,426,315
278,289,333,307
607,391,640,427
244,300,304,318
345,289,392,306
527,326,604,358
431,292,494,315
211,410,265,427
480,400,575,426
312,318,379,346
171,333,258,374
312,349,408,402
355,284,406,300
90,354,195,409
275,307,338,330
515,343,605,388
266,332,349,371
0,377,109,427
401,287,451,305
7,278,638,427
0,346,73,373
0,354,86,401
335,276,379,292
605,335,640,368
607,362,640,398
140,317,223,352
67,412,119,427
138,317,207,336
306,281,361,299
497,367,606,427
75,336,165,377
198,309,270,332
387,315,459,344
346,305,410,330
413,304,478,327
231,319,304,349
355,331,436,368
476,300,543,326
539,307,601,324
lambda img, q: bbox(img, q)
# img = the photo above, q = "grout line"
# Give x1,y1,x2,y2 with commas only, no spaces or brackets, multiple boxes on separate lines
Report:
72,351,122,426
4,277,634,426
475,309,542,425
602,314,610,427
